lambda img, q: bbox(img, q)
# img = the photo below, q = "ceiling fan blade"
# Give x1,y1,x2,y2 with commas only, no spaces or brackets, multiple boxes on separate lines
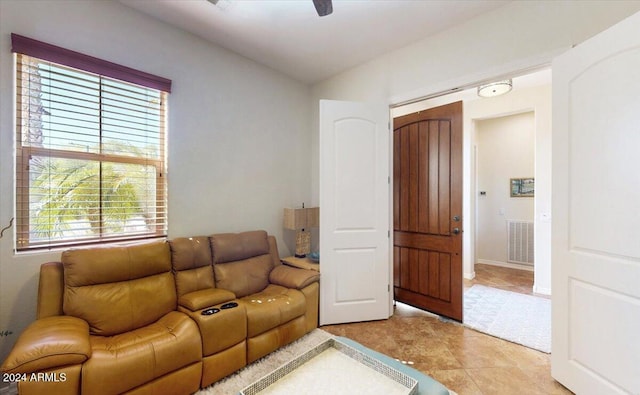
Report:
312,0,333,17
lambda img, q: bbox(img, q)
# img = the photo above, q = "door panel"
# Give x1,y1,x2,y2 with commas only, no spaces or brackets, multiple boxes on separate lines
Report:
393,101,463,321
319,99,390,326
552,11,640,394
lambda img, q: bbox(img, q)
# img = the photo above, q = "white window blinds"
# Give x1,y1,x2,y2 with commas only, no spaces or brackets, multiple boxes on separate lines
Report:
14,37,169,251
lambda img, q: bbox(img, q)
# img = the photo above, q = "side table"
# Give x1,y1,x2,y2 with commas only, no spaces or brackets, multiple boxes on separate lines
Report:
281,256,319,272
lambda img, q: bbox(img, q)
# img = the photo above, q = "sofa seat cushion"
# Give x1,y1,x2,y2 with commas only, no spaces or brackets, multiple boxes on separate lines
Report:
240,284,306,338
81,311,201,395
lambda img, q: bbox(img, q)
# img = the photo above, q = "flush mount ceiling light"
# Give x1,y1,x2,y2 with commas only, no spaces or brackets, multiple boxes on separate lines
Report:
477,79,513,98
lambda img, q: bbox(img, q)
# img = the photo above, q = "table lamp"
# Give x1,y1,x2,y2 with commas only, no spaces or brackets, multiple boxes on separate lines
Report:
283,204,319,258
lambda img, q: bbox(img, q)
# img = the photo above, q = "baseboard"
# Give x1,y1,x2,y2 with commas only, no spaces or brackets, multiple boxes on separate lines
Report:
464,271,476,280
477,259,534,272
533,284,551,296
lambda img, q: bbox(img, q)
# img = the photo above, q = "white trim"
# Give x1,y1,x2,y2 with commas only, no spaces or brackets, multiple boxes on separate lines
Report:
533,284,551,296
477,258,534,272
464,271,476,280
388,107,394,317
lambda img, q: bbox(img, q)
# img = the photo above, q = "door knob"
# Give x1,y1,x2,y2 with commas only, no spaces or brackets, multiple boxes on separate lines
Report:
452,227,460,235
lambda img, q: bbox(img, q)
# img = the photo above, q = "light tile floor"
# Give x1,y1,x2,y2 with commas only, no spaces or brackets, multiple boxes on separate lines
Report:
321,264,572,395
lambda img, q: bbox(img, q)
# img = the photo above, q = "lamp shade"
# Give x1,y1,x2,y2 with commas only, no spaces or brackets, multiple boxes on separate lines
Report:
284,208,306,230
305,207,319,228
283,207,319,230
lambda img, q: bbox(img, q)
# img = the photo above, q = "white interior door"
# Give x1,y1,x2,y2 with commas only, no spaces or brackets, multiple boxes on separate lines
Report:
319,99,391,325
552,11,640,395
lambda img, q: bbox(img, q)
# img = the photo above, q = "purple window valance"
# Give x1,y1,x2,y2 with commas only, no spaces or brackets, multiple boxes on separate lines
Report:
11,33,172,93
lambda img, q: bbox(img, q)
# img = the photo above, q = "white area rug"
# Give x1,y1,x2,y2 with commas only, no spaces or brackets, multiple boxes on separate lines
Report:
464,285,551,353
198,328,456,395
198,329,332,394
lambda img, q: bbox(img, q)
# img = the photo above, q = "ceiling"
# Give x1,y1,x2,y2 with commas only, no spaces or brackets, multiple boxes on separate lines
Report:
120,0,510,84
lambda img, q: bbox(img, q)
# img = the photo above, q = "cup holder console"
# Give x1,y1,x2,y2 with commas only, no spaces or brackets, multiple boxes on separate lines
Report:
200,301,238,315
201,308,220,316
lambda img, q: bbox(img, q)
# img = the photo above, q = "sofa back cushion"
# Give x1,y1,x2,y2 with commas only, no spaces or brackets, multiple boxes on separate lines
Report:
211,231,273,298
62,240,175,336
169,236,215,297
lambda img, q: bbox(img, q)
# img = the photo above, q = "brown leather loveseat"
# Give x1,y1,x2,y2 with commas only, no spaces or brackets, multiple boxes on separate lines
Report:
1,230,320,395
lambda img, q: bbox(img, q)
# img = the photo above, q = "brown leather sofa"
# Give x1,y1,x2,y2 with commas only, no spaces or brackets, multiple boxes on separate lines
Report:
1,230,320,395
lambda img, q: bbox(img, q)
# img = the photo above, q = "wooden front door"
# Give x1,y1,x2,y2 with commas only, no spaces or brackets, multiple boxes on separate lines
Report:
393,101,463,321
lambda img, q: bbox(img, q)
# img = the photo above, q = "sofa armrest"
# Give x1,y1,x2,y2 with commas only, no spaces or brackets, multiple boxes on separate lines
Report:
178,288,236,311
269,265,320,290
1,316,91,374
37,262,64,319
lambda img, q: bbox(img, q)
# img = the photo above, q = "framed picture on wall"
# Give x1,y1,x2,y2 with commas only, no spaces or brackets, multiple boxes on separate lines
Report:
510,177,534,197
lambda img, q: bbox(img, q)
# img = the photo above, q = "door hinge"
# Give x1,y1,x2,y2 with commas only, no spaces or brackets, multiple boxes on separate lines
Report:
388,284,390,292
388,230,390,238
388,176,390,184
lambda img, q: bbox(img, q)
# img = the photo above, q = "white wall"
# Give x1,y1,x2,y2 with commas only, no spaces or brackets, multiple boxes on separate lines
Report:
476,112,535,265
311,2,639,295
0,0,311,361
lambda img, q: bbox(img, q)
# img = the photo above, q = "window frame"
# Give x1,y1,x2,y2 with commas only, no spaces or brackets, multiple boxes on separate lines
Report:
12,34,171,251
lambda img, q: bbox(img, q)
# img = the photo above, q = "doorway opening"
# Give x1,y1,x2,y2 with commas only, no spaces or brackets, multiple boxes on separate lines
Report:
474,111,536,286
391,67,552,319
